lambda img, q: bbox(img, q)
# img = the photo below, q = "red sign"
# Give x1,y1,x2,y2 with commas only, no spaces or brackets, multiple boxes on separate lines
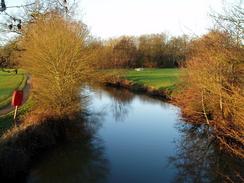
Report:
12,90,23,106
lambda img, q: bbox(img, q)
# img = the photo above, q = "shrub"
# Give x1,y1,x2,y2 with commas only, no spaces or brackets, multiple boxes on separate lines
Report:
19,12,100,115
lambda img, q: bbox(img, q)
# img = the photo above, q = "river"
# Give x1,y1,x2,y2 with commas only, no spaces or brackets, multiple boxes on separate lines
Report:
26,87,243,183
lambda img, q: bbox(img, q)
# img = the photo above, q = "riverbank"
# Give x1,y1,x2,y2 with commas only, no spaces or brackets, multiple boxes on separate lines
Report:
105,68,182,100
125,68,181,90
0,111,87,182
105,79,173,100
0,68,32,134
0,98,33,136
0,75,31,116
0,69,28,110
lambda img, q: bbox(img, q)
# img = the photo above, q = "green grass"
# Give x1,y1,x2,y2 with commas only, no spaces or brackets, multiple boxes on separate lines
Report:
0,98,34,135
0,69,27,109
125,68,183,90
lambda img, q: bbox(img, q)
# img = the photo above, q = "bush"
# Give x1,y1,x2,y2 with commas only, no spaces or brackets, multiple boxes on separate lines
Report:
19,12,101,115
175,31,244,158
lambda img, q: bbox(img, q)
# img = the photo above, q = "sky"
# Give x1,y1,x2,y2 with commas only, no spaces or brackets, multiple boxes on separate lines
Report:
78,0,229,39
1,0,242,40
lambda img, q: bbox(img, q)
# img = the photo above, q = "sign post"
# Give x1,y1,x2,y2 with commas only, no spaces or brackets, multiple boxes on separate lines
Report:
13,106,18,121
11,90,23,125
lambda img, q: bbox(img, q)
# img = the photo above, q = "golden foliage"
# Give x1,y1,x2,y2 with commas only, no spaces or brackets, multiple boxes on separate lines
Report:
19,13,102,115
176,30,244,158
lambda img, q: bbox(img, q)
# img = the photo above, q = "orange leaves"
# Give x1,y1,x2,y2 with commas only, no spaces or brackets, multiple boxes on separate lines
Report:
18,13,100,115
175,30,244,158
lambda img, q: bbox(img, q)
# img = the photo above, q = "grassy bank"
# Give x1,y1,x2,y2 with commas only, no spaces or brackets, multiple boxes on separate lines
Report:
0,99,34,136
125,68,182,90
0,69,27,109
106,68,183,99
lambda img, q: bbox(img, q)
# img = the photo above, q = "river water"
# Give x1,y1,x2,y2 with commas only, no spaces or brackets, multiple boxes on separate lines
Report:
26,87,243,183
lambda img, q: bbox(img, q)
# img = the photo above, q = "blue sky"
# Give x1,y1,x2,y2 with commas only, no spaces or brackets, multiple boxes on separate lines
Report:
1,0,242,39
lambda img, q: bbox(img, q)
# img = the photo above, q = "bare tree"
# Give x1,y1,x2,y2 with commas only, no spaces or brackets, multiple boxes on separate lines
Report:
175,2,244,158
0,0,76,41
211,1,244,45
19,12,104,115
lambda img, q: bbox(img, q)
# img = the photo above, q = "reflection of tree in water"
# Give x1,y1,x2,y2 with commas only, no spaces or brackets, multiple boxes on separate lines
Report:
27,116,109,183
136,93,175,110
103,86,176,121
110,99,130,122
97,86,175,122
169,123,244,183
103,87,134,122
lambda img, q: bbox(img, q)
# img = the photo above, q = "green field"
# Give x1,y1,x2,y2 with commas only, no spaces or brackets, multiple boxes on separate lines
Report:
0,69,27,109
125,68,182,90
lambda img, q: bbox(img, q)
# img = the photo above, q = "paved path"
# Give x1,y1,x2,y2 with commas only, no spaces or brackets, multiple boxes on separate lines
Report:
0,75,31,116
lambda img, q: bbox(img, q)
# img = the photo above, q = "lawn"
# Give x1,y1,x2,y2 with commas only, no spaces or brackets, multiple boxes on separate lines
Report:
125,68,183,90
0,69,27,109
0,69,31,135
0,98,33,135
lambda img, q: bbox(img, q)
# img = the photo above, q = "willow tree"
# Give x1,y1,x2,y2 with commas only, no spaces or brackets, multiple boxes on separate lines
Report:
19,12,101,115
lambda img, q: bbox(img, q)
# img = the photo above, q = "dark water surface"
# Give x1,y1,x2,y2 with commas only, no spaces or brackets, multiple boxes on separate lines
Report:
26,87,243,183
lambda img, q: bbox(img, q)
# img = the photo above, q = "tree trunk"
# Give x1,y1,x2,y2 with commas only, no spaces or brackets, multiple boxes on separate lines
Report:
201,89,209,125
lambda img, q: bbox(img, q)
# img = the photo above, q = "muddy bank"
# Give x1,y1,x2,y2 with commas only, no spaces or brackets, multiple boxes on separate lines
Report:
105,80,173,100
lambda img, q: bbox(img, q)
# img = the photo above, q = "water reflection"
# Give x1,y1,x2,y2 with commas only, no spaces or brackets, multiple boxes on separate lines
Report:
169,123,244,183
102,87,133,122
101,87,244,182
27,115,109,183
88,87,182,183
100,86,176,122
27,87,243,183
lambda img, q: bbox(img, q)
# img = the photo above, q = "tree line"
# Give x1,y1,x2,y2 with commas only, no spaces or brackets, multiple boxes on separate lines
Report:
93,33,189,69
0,33,190,69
